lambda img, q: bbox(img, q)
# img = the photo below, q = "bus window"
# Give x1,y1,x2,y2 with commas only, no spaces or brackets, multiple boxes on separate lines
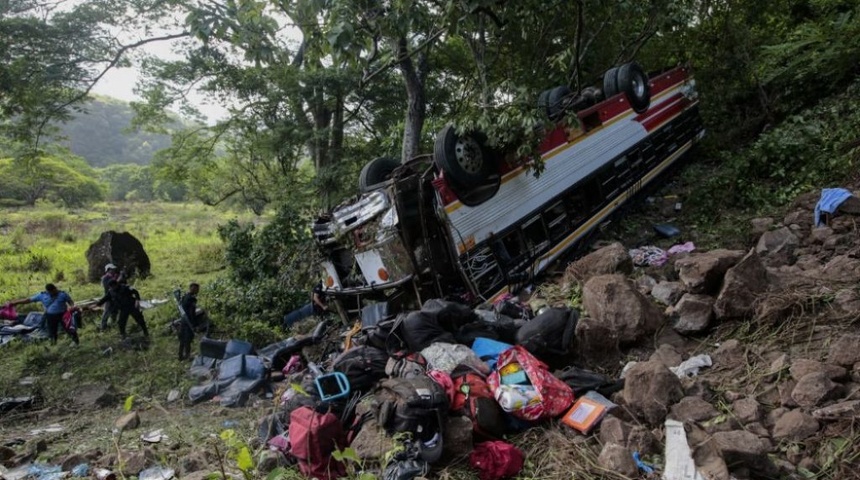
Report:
522,215,549,253
599,166,619,200
501,230,525,265
544,201,569,241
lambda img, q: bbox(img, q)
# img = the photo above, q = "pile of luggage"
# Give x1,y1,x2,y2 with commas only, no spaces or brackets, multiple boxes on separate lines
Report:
255,298,623,480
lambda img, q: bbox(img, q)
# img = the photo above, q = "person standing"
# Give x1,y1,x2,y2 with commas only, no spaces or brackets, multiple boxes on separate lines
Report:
178,282,200,360
94,280,149,339
7,284,79,345
99,263,121,331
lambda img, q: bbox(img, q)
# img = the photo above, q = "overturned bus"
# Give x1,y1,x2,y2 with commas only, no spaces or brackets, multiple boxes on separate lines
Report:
313,63,705,322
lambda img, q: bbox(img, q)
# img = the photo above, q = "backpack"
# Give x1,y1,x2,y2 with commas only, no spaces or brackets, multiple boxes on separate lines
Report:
385,352,428,379
515,307,578,360
451,369,507,439
487,346,574,421
374,376,449,462
289,406,347,480
331,345,390,394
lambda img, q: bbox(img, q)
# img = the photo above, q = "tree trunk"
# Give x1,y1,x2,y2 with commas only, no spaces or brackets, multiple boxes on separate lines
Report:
394,37,427,163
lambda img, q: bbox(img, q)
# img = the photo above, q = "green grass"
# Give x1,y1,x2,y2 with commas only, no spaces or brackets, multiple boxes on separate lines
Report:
0,201,257,303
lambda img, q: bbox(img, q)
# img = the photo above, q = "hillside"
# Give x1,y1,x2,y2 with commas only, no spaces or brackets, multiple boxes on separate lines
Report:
55,96,174,167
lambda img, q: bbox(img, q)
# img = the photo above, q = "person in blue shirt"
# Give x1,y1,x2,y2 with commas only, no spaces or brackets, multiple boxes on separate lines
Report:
7,283,79,345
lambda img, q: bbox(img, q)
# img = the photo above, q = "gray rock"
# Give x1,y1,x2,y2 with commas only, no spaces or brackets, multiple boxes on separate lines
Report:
714,250,768,319
675,249,745,294
779,380,799,408
599,416,631,447
73,384,117,409
772,410,819,441
789,359,847,382
833,289,860,314
622,361,684,425
257,450,289,474
564,242,632,283
673,293,715,334
582,275,663,345
167,389,181,403
649,344,683,368
114,411,140,431
821,256,860,283
120,449,154,477
635,275,657,295
179,451,210,475
791,372,843,407
597,443,638,477
755,227,799,262
732,397,762,424
745,422,770,437
351,419,397,460
651,281,685,306
60,454,87,472
767,353,790,380
750,217,774,235
812,400,860,420
712,430,776,477
669,396,718,423
0,446,16,463
714,339,745,368
810,227,834,244
828,334,860,366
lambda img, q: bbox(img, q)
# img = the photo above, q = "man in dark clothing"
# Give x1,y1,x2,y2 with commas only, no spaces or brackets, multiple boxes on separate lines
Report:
177,283,200,360
7,283,78,345
99,263,121,330
94,280,149,339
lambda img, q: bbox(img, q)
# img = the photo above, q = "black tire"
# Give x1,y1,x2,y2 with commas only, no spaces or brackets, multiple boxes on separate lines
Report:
359,156,400,192
603,66,620,99
447,174,501,207
617,62,650,113
434,125,494,189
547,86,572,121
537,89,552,117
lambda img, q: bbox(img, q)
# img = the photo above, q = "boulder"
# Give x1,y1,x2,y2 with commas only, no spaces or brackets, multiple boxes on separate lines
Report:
827,334,860,366
649,344,683,368
564,242,632,283
714,339,745,369
732,398,762,424
651,281,685,306
812,400,860,420
779,380,799,408
257,451,289,474
114,411,140,431
675,249,745,294
669,396,718,423
673,293,715,334
351,419,398,461
772,410,819,441
627,426,660,456
635,275,657,295
755,227,799,263
622,361,683,425
582,275,663,344
789,359,847,382
820,256,860,284
442,416,473,461
810,227,834,244
791,372,843,407
750,218,774,235
711,430,776,477
73,384,117,409
85,231,151,282
599,416,631,446
713,250,768,319
597,443,637,478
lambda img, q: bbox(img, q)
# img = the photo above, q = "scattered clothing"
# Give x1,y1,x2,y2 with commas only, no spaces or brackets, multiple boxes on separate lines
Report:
470,441,525,480
814,187,854,226
629,246,668,267
667,241,696,255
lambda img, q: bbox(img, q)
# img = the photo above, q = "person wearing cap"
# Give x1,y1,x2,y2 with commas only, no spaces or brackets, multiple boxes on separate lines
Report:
6,284,79,345
99,263,122,331
93,279,149,339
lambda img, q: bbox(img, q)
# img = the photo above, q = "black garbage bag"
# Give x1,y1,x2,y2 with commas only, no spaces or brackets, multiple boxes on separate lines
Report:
515,307,578,359
554,365,625,398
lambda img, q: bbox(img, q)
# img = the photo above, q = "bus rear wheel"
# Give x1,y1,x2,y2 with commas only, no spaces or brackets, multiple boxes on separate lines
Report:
359,156,400,193
434,125,495,189
617,62,650,113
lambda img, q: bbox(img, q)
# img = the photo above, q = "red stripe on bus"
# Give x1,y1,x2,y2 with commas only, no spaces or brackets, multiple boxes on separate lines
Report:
648,68,689,96
641,98,691,132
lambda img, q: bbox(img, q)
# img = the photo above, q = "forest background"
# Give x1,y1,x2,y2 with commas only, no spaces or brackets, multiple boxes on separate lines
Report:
1,0,859,343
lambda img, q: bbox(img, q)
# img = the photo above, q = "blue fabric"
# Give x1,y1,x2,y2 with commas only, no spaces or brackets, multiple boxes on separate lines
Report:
29,291,73,314
814,188,854,226
283,302,314,328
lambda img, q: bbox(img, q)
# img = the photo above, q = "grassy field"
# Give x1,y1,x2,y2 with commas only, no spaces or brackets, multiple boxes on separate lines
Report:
0,201,259,303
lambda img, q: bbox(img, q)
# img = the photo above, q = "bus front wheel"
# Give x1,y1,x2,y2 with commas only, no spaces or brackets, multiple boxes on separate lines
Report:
434,125,495,188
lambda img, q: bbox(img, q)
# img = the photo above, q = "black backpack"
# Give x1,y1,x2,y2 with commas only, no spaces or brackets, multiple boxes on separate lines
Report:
374,376,449,462
331,346,389,394
515,307,579,359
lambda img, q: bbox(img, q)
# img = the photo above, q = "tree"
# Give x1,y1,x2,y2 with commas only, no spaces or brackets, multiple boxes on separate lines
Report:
0,150,105,206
